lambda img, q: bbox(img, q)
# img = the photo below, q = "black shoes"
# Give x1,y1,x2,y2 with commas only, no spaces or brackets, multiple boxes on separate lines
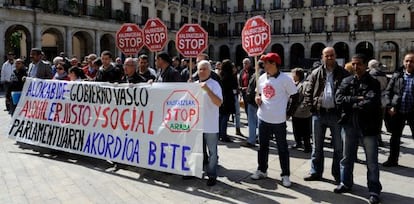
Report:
304,174,321,181
241,141,256,148
369,195,380,204
220,137,233,143
291,144,302,149
333,184,351,194
383,160,398,167
206,177,217,186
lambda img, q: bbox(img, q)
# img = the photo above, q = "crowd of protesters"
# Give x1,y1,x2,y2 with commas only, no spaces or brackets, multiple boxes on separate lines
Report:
2,47,414,203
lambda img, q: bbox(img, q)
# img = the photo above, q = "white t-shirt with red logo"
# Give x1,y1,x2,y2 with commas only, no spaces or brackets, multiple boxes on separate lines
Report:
199,78,223,133
257,72,298,124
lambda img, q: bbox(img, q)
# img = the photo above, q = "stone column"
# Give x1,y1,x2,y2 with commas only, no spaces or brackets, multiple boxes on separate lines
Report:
65,26,73,56
0,22,5,60
95,30,101,54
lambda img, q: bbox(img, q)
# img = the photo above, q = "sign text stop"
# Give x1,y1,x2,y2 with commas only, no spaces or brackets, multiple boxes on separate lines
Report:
116,23,144,56
242,16,271,56
176,24,208,58
143,18,168,52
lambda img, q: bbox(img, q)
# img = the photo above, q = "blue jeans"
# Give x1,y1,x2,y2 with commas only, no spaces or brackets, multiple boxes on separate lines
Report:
234,95,241,128
203,132,218,178
310,111,342,179
247,104,258,144
340,124,382,194
219,114,229,138
257,120,290,176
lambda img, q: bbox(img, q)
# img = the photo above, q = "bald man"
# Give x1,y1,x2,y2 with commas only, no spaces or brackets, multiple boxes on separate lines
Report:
303,47,349,183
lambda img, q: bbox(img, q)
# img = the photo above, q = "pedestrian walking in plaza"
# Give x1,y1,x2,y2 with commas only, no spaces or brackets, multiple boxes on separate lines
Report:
197,60,223,186
291,67,312,153
28,48,53,79
250,53,299,188
303,47,349,183
334,54,382,204
383,52,414,167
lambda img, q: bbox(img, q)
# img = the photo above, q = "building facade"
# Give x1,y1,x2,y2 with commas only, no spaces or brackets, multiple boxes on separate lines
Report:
1,0,413,71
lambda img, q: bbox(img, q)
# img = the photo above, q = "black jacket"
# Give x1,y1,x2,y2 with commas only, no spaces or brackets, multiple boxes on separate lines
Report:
219,75,237,114
120,72,146,84
335,73,382,135
384,71,414,112
10,68,27,92
156,66,181,82
304,63,349,113
95,64,122,83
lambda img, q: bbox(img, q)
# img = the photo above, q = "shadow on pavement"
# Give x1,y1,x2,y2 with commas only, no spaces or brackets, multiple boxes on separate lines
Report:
13,144,282,203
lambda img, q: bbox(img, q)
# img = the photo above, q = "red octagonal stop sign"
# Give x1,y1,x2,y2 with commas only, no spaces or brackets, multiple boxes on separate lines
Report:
116,23,144,56
242,16,271,56
176,24,208,58
143,18,168,52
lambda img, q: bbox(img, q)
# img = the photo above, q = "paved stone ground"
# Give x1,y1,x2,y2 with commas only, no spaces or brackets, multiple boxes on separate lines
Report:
1,94,414,204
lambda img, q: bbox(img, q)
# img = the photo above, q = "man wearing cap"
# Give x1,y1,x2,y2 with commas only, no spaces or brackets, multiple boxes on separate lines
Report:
250,52,299,188
155,52,181,82
303,47,349,183
28,48,53,79
1,52,16,111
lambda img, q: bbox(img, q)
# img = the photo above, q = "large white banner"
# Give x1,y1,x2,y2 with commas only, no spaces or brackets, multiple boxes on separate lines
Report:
9,78,205,177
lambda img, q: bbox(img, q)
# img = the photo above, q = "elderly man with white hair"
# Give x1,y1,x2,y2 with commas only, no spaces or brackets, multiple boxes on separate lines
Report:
197,60,223,186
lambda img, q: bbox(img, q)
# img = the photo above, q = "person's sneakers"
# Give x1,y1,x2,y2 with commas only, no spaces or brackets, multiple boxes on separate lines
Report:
368,195,380,204
250,170,267,180
241,141,256,148
383,160,398,167
281,176,291,187
333,184,351,194
291,144,302,149
206,177,217,186
304,174,321,181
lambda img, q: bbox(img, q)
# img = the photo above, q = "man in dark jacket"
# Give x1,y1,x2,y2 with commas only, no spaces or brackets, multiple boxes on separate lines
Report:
334,54,382,204
155,52,181,82
95,51,122,83
383,52,414,167
239,58,255,116
120,58,145,83
303,47,349,183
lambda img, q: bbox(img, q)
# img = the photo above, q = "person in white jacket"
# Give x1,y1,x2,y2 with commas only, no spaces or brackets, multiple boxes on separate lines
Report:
1,51,16,111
